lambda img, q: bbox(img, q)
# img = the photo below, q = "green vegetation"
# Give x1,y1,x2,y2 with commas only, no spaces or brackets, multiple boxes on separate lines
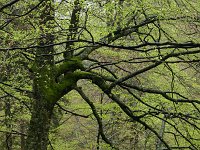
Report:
0,0,200,149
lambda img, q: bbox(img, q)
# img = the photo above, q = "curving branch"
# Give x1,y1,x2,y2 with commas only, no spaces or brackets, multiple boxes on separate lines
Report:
109,48,200,90
92,80,172,150
0,0,20,12
55,102,90,118
74,71,172,149
77,18,158,59
75,87,117,149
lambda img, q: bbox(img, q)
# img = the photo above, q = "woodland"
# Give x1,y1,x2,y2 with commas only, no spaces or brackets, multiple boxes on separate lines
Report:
0,0,200,150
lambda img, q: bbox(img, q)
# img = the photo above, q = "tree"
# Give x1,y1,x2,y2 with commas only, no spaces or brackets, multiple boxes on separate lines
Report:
0,0,200,149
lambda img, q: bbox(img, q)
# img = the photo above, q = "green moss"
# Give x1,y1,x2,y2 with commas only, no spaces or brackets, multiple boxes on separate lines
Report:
56,57,84,76
32,58,108,104
31,57,84,104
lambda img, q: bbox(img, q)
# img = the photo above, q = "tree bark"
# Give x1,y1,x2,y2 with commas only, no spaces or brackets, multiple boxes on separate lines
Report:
25,0,55,149
25,97,53,150
5,98,12,150
20,121,25,150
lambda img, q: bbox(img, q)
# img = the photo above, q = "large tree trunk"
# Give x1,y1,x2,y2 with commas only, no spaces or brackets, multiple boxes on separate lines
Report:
25,97,54,150
25,0,82,149
25,0,55,149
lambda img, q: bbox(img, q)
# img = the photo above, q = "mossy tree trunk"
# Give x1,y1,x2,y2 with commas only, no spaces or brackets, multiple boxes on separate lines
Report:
25,97,54,150
25,0,86,149
25,0,56,149
24,0,84,149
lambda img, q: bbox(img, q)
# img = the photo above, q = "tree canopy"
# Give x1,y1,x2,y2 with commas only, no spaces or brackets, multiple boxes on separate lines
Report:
0,0,200,149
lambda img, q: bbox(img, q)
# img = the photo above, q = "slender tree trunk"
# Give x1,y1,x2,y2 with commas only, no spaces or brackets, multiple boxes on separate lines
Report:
20,121,25,150
156,115,166,150
5,98,12,150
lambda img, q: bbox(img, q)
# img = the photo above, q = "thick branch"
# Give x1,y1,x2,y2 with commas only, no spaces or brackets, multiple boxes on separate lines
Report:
90,77,171,150
96,74,200,104
55,57,84,77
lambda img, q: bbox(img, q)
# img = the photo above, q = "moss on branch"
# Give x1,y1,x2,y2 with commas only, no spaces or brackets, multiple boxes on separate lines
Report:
55,57,84,77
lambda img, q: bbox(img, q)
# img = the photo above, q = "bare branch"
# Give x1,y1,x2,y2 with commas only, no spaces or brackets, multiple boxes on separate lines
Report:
75,87,117,150
0,0,20,12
